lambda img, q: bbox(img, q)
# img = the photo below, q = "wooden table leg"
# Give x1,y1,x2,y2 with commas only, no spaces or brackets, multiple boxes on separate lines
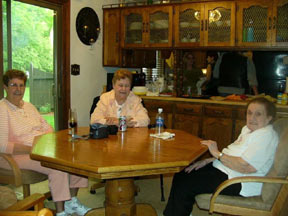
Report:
86,178,157,216
106,178,157,216
105,178,136,216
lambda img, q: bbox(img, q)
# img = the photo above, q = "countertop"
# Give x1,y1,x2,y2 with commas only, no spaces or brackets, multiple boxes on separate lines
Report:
141,96,288,110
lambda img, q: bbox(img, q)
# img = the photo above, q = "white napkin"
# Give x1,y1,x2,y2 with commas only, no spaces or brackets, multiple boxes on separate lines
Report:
150,132,175,140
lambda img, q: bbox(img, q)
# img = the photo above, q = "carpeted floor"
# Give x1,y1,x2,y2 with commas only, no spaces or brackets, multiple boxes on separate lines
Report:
12,175,221,216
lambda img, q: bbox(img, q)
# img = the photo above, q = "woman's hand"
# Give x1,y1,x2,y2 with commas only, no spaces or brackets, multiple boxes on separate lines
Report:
127,117,136,127
200,140,220,159
185,160,208,173
105,117,119,126
13,144,32,155
185,157,215,173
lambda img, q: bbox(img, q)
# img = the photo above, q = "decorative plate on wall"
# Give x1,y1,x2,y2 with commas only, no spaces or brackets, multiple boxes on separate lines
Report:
76,7,100,46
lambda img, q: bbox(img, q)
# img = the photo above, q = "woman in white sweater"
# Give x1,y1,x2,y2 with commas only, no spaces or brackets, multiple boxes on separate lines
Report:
164,97,278,216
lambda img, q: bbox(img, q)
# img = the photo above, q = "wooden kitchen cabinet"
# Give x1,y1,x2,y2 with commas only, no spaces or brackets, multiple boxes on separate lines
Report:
121,6,173,48
103,9,121,66
174,3,202,47
143,100,173,129
142,97,288,152
236,0,288,47
272,0,288,46
234,108,246,141
174,2,236,47
174,103,202,136
202,106,233,150
236,0,273,47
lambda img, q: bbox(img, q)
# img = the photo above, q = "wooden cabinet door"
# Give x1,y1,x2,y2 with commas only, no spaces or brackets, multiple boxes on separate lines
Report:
143,100,173,129
233,107,246,141
204,2,236,46
202,117,233,151
174,114,201,136
147,6,173,47
121,6,173,48
202,105,233,150
271,0,288,46
234,119,246,140
174,3,202,47
236,0,273,47
174,103,202,136
121,8,145,48
103,9,121,66
174,2,235,47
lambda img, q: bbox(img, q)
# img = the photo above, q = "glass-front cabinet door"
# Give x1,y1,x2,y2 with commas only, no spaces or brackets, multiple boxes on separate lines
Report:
121,6,172,48
174,3,201,47
272,0,288,46
236,0,273,47
148,6,173,47
204,2,236,46
174,2,235,47
121,8,144,47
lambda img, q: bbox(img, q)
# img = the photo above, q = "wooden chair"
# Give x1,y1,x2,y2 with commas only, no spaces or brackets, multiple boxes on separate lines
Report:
0,186,53,216
195,118,288,216
0,153,51,199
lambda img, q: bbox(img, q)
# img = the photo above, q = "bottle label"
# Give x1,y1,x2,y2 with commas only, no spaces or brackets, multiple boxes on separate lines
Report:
277,93,283,104
156,118,164,127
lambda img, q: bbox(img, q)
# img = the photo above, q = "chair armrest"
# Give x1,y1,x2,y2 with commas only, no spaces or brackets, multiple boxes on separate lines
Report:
209,176,288,214
0,208,53,216
5,193,46,211
0,153,22,186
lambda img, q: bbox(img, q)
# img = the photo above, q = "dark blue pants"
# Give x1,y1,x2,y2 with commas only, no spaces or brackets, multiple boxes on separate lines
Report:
163,163,241,216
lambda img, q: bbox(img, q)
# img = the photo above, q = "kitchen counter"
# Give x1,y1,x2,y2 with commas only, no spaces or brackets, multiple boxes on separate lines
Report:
141,96,288,110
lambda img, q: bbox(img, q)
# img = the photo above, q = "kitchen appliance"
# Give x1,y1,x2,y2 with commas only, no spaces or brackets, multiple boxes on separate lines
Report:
253,51,288,98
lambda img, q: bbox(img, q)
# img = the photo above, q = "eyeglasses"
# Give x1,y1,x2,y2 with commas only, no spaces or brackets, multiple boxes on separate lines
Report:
8,83,25,89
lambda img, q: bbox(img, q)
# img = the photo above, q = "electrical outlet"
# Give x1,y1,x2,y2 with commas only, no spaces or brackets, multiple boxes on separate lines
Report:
71,64,80,76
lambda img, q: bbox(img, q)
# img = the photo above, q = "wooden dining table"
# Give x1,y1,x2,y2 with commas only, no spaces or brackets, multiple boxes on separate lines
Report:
30,127,207,216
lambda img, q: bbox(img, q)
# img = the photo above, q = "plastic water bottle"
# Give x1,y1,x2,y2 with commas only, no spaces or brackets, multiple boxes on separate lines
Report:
277,83,285,104
155,108,164,135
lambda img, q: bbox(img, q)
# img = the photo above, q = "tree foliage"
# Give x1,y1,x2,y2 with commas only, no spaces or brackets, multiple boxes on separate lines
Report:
9,1,54,73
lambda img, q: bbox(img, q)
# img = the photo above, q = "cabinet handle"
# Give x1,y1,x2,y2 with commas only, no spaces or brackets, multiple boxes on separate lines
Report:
201,20,204,31
184,108,194,113
268,17,272,30
273,16,276,29
214,110,224,115
205,19,208,31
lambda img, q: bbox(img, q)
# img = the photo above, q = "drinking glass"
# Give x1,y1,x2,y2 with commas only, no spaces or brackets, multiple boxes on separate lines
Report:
69,108,78,140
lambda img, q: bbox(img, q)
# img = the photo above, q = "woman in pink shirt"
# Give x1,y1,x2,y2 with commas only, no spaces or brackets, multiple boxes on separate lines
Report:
0,70,91,216
90,69,150,127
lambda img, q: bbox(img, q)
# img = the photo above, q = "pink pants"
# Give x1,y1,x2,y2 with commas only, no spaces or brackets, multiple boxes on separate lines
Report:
0,155,88,202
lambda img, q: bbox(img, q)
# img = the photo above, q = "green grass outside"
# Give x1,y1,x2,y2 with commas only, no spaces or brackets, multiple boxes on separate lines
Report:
42,114,55,129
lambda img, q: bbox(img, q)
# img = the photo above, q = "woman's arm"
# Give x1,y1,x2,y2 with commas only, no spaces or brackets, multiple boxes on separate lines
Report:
131,100,150,127
219,154,256,173
201,140,257,174
0,105,10,153
13,144,32,155
90,98,111,125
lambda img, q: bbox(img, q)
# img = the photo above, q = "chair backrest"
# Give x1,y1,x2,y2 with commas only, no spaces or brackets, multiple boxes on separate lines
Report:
90,96,100,117
261,118,288,204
